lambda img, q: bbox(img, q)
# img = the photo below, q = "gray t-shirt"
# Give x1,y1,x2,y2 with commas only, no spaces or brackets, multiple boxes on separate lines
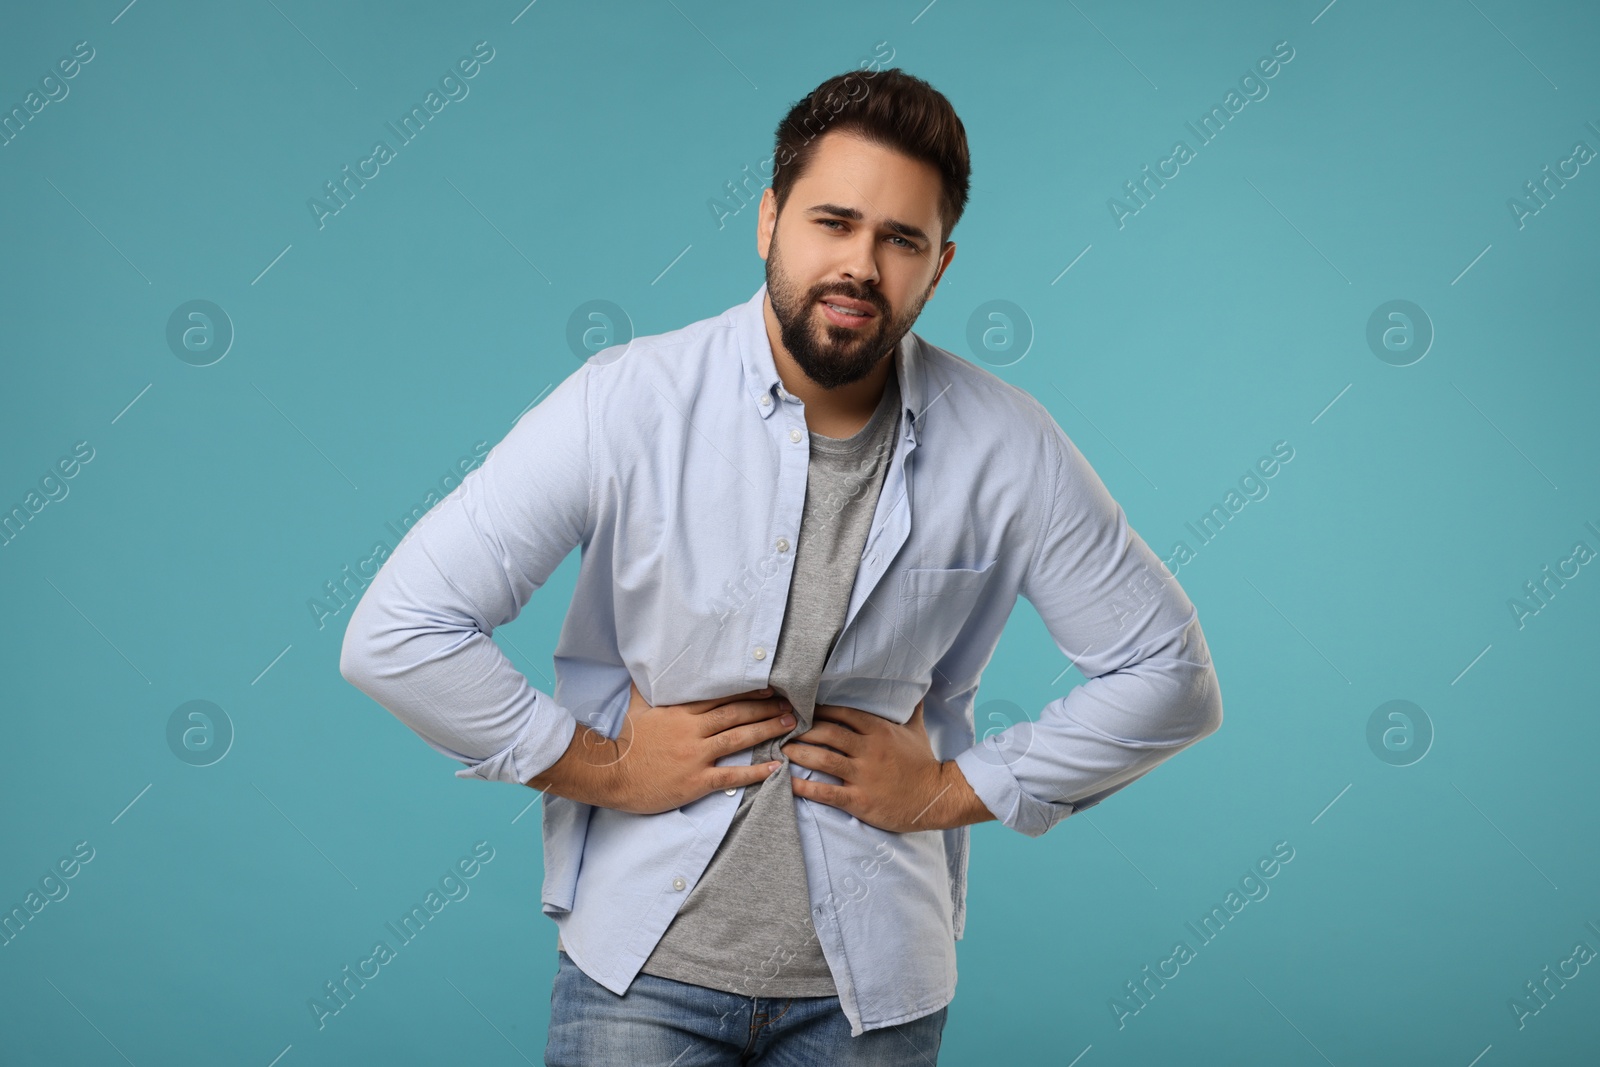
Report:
632,367,902,996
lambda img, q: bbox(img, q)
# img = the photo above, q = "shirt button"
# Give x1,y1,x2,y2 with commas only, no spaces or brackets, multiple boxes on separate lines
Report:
672,877,686,891
752,647,766,660
724,788,738,795
789,428,803,443
760,394,772,406
776,538,790,553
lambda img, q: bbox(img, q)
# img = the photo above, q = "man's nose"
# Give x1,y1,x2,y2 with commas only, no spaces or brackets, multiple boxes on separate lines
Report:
837,237,880,287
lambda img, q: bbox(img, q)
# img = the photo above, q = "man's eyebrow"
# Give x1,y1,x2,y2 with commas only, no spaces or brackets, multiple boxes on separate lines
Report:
805,203,929,245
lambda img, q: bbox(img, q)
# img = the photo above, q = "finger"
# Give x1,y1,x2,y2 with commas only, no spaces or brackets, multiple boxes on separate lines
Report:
709,714,797,756
783,741,850,779
790,776,852,810
698,695,791,737
791,720,861,755
813,703,873,731
688,687,775,713
716,761,784,792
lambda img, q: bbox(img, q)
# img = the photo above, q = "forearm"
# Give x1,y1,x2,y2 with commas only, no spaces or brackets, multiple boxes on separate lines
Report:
523,723,622,807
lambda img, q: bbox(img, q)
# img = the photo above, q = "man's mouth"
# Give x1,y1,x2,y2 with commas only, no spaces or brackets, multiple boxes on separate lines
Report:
818,296,877,327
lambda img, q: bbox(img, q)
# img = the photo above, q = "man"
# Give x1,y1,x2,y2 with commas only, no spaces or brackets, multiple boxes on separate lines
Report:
339,68,1222,1064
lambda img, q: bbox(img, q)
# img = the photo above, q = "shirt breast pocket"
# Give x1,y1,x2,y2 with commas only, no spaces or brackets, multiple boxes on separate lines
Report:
887,561,997,683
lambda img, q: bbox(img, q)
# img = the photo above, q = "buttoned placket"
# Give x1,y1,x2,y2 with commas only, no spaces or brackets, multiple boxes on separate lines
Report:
745,382,810,692
786,386,920,1025
653,383,810,921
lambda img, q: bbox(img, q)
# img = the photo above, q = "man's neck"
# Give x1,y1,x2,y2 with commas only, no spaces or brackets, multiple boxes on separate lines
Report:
763,297,895,439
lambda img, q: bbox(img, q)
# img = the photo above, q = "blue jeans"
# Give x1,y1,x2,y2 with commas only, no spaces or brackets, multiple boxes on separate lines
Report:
546,950,947,1065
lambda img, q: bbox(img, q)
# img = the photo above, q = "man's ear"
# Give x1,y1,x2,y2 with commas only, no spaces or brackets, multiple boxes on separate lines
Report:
926,241,957,300
756,188,777,260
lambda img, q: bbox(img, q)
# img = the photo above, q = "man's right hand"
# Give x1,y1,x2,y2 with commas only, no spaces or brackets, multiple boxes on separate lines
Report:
524,679,794,814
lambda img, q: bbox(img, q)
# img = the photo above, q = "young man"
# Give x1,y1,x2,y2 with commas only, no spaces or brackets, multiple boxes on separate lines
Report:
340,68,1222,1064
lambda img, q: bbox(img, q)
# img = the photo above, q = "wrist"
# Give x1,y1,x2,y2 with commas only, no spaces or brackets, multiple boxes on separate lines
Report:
935,758,996,830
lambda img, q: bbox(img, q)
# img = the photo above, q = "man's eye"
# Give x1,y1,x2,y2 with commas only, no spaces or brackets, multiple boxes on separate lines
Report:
817,219,915,250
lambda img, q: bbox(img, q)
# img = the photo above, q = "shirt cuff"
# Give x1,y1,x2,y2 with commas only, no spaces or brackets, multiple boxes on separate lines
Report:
953,744,1074,838
452,694,580,785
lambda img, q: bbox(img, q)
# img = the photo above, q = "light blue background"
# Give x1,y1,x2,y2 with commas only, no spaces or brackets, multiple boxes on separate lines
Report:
3,1,1598,1063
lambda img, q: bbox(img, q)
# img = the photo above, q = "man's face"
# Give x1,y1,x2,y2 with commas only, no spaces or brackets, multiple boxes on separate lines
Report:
758,130,956,390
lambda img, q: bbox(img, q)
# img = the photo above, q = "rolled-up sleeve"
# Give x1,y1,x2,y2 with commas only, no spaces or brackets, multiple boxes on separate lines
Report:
954,414,1223,837
338,364,595,785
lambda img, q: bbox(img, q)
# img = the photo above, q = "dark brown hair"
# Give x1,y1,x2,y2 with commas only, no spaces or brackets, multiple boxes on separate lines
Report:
769,68,970,247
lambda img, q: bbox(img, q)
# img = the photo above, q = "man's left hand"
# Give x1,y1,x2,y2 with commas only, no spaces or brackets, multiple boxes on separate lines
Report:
784,700,993,833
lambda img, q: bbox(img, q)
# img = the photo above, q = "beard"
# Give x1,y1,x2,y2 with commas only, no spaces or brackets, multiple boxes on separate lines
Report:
764,229,932,390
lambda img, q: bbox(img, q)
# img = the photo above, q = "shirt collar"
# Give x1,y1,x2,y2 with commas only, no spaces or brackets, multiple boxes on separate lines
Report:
734,282,924,446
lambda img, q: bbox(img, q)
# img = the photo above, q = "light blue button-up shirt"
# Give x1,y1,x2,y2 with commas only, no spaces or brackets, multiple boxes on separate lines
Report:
338,282,1223,1035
